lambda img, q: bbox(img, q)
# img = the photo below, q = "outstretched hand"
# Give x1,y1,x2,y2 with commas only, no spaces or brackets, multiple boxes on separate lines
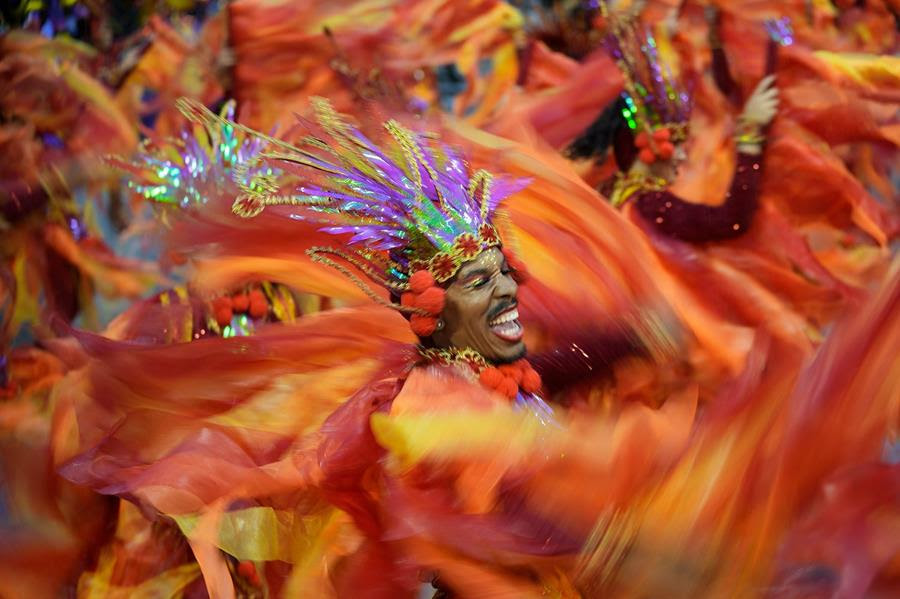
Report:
740,74,779,127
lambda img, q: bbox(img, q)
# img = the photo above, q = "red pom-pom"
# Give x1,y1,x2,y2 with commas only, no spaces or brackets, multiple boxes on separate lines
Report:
231,293,250,313
410,314,437,337
248,289,266,304
238,561,260,586
415,287,445,315
249,298,268,319
400,292,416,308
479,367,504,388
409,270,435,294
634,131,650,148
498,377,519,399
214,306,233,327
638,148,656,164
657,141,675,160
212,296,232,311
237,561,254,578
498,364,523,384
653,127,672,142
480,367,519,399
520,365,542,393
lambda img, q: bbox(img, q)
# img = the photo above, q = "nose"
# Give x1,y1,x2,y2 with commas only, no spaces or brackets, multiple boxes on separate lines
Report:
494,270,518,300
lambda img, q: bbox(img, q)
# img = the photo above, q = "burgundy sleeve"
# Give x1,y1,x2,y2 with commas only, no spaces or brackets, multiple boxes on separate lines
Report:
634,152,763,242
712,46,742,107
530,325,644,396
1,182,48,222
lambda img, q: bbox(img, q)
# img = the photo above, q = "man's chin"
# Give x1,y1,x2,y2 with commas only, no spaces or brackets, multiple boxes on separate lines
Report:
492,343,527,364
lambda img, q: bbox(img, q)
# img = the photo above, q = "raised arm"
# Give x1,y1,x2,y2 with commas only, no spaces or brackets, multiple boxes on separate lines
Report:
706,5,741,107
634,75,779,242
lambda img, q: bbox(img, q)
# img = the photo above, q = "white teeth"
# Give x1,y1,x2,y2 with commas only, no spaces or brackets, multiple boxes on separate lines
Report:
489,308,519,327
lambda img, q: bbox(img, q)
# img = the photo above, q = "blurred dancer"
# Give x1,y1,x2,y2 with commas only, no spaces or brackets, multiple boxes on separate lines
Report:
52,98,898,597
0,30,161,391
563,6,896,382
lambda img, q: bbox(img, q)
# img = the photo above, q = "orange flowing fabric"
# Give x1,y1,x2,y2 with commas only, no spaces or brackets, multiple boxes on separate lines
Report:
366,266,898,597
50,306,415,595
48,90,900,593
525,5,898,376
229,0,525,130
0,347,115,598
3,3,898,597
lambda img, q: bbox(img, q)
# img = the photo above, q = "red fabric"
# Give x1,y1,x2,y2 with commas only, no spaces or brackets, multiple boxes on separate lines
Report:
415,287,446,315
409,270,436,294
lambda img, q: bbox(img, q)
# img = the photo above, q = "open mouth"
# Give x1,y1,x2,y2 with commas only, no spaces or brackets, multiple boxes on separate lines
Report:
488,306,523,342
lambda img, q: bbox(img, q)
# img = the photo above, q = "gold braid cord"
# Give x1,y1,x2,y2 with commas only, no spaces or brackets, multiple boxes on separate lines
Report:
418,347,491,371
307,247,427,316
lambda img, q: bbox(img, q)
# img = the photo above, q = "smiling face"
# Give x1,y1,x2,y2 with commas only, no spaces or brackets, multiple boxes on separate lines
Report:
430,247,525,363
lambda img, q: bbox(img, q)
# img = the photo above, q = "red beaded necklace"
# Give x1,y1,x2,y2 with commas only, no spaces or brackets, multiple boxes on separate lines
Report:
418,347,542,400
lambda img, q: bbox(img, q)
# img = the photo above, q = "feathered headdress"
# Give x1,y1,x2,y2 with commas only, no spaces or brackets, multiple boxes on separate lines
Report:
112,98,529,336
108,100,269,211
226,97,526,276
600,3,691,163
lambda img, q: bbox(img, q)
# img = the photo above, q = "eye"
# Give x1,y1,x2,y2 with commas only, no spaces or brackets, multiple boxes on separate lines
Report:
469,276,490,289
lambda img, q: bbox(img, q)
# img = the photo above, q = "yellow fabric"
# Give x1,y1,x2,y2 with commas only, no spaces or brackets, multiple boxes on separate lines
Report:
78,564,200,599
371,407,556,470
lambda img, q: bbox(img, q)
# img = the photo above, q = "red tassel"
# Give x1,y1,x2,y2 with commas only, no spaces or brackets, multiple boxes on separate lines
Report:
520,364,542,394
498,377,519,399
409,270,435,294
635,131,650,148
410,314,437,336
479,367,504,388
415,287,445,315
657,141,675,160
653,127,672,142
638,148,656,164
238,561,260,586
212,296,232,311
249,299,268,319
247,289,267,319
480,366,522,399
231,293,250,313
405,271,445,337
498,363,523,384
212,297,233,327
214,306,233,327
